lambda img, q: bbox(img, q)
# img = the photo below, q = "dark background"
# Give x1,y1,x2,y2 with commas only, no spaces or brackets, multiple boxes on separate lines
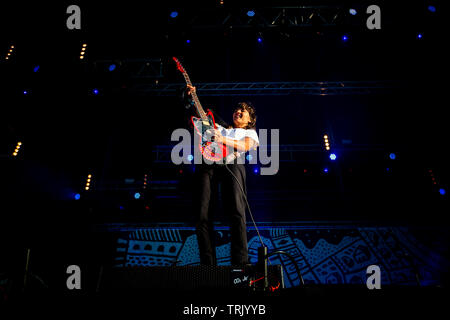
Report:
0,0,448,230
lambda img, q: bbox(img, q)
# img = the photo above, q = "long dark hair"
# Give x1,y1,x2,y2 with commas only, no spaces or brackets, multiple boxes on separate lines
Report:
233,102,257,129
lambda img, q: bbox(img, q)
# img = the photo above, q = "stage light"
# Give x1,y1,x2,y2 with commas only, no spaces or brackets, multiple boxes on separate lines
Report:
439,188,446,195
323,168,329,173
329,153,337,161
342,35,349,41
85,174,92,191
417,33,423,39
12,141,22,157
5,44,15,60
33,65,40,72
186,39,191,44
74,193,81,200
170,11,178,18
428,6,436,13
323,134,331,151
257,37,262,43
246,154,253,161
349,8,357,15
389,153,396,160
187,154,194,161
23,90,28,95
134,192,141,199
80,43,87,60
108,64,116,71
253,167,259,174
143,174,148,189
92,88,99,95
247,10,255,17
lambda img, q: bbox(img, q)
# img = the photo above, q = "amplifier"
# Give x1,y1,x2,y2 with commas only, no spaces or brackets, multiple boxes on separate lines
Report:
99,265,284,291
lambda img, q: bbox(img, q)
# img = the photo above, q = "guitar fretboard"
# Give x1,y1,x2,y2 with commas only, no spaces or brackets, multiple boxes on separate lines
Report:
180,68,208,121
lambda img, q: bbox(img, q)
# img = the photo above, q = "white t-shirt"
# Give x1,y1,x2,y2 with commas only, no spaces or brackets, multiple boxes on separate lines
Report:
216,124,259,157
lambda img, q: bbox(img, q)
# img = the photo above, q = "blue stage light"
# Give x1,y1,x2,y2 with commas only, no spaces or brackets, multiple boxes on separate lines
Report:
349,9,357,16
33,65,40,72
323,168,329,173
439,188,446,195
417,33,423,39
109,64,116,71
246,154,253,161
257,37,262,43
428,6,436,13
170,11,178,18
93,88,99,95
342,35,349,41
74,193,81,200
389,153,396,160
186,39,191,44
253,167,259,174
329,153,337,161
23,90,28,95
187,154,194,161
247,10,255,17
134,192,141,199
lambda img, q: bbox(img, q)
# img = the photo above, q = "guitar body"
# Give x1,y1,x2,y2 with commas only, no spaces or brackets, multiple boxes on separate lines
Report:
191,109,228,163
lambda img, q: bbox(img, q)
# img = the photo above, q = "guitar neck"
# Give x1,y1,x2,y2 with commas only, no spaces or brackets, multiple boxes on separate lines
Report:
182,73,208,120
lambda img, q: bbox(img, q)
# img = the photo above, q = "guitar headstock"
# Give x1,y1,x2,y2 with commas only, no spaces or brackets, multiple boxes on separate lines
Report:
172,57,186,74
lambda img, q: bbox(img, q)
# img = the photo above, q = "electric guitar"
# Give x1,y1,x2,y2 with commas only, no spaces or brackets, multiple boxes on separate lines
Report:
173,57,228,163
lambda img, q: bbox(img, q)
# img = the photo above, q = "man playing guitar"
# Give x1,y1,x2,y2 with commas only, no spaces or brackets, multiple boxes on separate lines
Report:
184,84,259,266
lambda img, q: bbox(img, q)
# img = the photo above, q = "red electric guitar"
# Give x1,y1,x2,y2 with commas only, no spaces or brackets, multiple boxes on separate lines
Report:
173,57,228,163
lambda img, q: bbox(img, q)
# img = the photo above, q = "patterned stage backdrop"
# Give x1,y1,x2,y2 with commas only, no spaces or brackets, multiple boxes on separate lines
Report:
112,225,449,288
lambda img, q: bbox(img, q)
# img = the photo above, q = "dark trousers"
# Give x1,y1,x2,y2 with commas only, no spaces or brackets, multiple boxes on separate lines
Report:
194,163,249,266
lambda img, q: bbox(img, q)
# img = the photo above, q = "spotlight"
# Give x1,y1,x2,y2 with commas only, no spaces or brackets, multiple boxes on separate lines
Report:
257,37,262,43
329,153,337,161
428,6,436,13
186,39,191,44
12,141,22,157
108,64,116,71
247,10,255,17
79,43,87,60
253,167,259,174
23,90,28,95
323,168,329,173
143,174,148,190
389,153,396,160
417,33,423,39
85,174,92,191
92,88,99,95
33,65,40,72
134,192,141,199
5,44,15,60
323,134,331,151
342,35,349,42
349,8,357,15
170,11,178,18
74,193,81,200
439,188,446,195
